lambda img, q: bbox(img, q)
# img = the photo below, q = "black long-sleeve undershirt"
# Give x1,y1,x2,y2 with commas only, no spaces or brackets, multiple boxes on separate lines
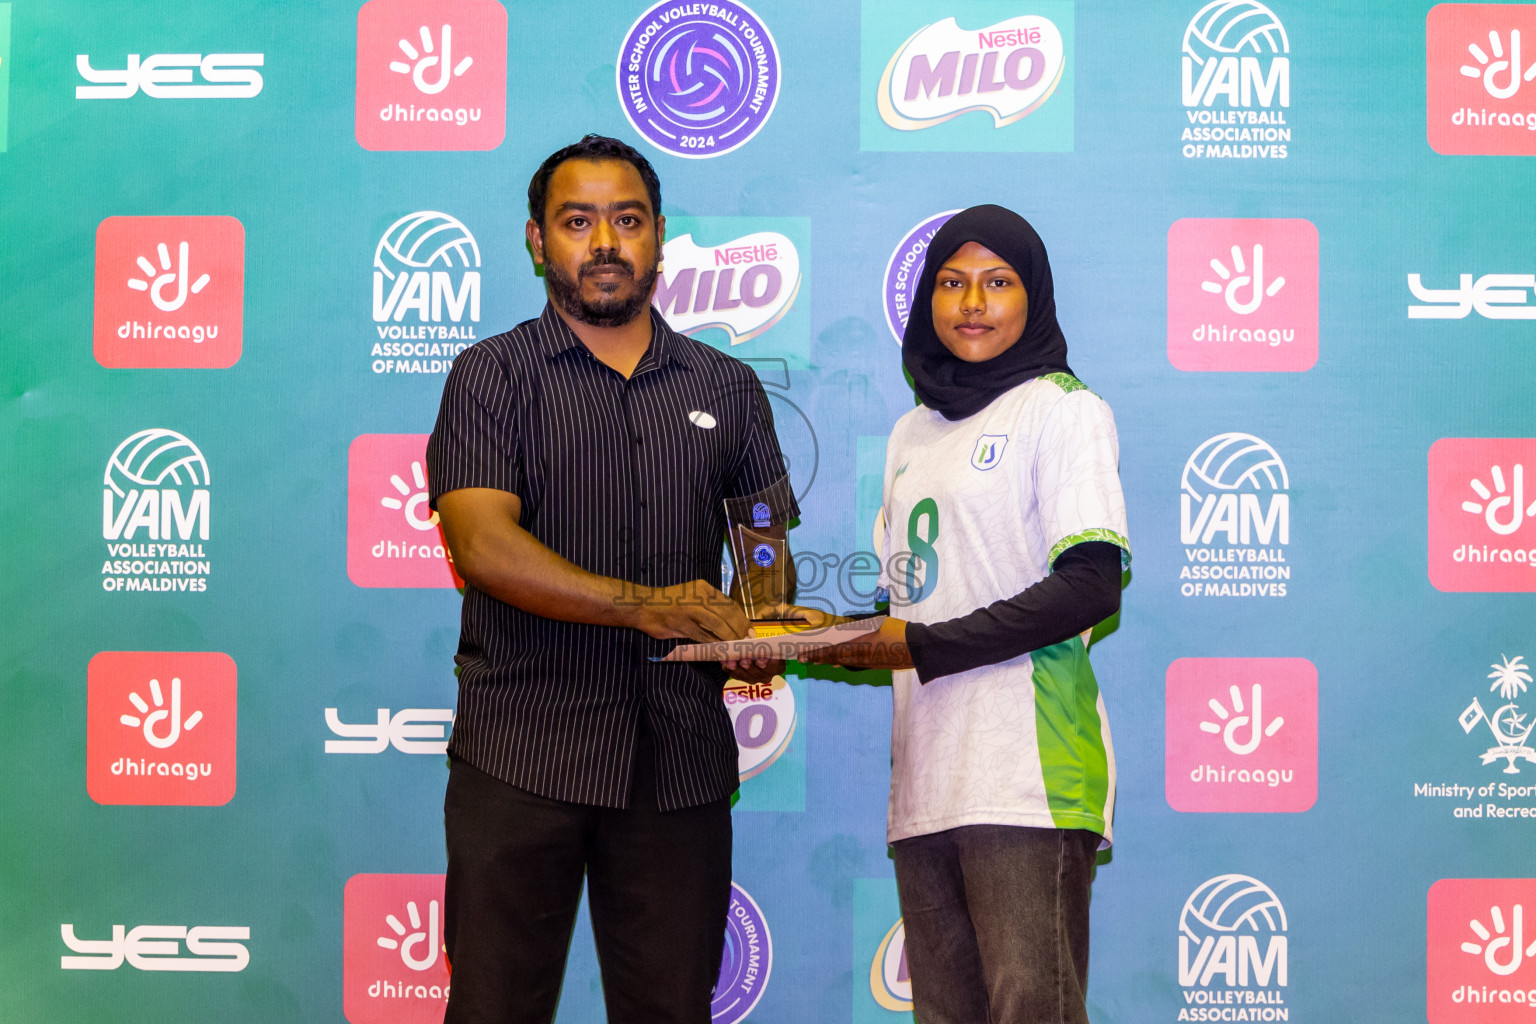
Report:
903,541,1123,684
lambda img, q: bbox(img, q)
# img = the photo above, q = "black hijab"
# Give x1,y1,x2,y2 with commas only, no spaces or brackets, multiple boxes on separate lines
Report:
901,204,1072,421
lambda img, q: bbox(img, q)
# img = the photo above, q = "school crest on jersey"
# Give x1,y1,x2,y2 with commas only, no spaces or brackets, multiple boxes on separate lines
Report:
971,434,1008,471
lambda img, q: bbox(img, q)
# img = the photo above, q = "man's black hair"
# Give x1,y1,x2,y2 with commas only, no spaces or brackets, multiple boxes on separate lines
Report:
527,134,662,229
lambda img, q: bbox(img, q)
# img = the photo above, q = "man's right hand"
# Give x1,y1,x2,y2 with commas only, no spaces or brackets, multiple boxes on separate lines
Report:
630,579,751,643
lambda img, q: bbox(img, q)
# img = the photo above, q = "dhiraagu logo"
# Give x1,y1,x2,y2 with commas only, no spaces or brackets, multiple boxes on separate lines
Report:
0,5,11,153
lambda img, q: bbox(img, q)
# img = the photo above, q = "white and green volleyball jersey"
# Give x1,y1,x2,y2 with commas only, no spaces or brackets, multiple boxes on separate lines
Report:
877,373,1130,847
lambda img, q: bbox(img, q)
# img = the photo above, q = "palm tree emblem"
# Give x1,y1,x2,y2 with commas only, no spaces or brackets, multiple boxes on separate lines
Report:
1489,655,1532,700
1463,655,1536,774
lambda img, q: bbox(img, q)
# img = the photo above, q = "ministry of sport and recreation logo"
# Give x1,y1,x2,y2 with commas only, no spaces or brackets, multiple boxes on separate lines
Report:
618,1,780,159
347,434,461,589
75,51,263,100
1177,874,1289,1017
86,651,236,806
1428,878,1536,1023
1179,433,1292,598
1166,218,1318,372
344,874,450,1023
94,216,245,369
883,210,960,344
655,227,801,346
1410,270,1536,319
1414,653,1536,821
369,211,480,374
713,882,772,1024
355,0,507,151
724,675,796,781
101,429,212,593
325,707,453,755
1165,657,1317,813
1428,5,1536,156
1180,1,1292,160
1429,438,1536,592
61,922,250,972
869,919,912,1012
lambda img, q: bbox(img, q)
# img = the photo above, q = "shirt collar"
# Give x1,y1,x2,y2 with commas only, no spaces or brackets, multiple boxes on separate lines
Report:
537,302,696,371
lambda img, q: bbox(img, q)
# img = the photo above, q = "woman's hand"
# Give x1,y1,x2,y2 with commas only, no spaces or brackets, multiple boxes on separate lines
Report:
801,618,914,671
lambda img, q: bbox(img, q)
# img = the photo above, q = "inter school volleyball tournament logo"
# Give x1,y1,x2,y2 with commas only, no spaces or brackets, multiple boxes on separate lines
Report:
86,651,236,806
355,0,507,151
347,434,461,589
1177,874,1289,1015
618,1,780,158
655,227,801,345
713,883,772,1024
869,919,912,1012
883,210,960,344
101,429,212,593
1428,878,1536,1023
369,210,481,375
1428,5,1536,156
724,675,796,781
1166,218,1318,372
93,216,244,369
1179,433,1291,599
343,874,450,1024
1180,1,1292,159
1165,657,1317,813
1429,438,1536,592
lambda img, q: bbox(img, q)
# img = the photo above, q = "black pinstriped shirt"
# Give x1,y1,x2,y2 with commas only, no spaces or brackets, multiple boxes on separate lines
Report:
427,304,796,811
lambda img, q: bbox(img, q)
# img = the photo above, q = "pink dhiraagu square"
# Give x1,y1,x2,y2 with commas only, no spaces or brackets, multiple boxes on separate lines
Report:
1427,878,1536,1023
93,216,245,369
344,874,450,1024
1167,218,1318,372
1429,438,1536,592
348,434,462,589
1428,4,1536,156
1165,657,1317,813
355,0,507,151
86,651,237,806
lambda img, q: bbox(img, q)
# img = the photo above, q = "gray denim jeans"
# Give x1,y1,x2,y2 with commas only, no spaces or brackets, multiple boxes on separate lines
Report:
892,825,1100,1024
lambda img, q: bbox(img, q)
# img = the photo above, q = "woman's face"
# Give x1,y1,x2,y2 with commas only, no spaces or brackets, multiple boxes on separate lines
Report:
930,241,1029,363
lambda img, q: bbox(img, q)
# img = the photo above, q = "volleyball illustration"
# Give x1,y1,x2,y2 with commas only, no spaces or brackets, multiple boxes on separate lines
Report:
373,211,480,278
1181,432,1289,500
104,428,210,497
1179,874,1288,941
1183,1,1289,61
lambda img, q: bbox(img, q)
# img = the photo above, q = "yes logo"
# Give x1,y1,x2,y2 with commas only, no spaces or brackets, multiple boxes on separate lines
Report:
75,53,263,100
1167,218,1318,371
347,434,462,589
94,216,244,368
1429,438,1536,591
1410,272,1536,319
654,226,804,349
61,923,250,972
1428,879,1536,1022
1428,5,1536,155
325,708,453,755
86,651,236,806
344,874,450,1023
355,0,507,151
1165,657,1317,812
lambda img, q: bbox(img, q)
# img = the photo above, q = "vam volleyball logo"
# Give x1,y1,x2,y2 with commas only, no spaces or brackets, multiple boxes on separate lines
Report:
343,874,450,1024
1428,5,1536,156
1179,432,1291,598
369,211,480,375
883,210,960,344
869,919,912,1012
1428,878,1536,1023
347,434,461,589
877,15,1066,130
1165,657,1317,813
1166,218,1318,372
713,882,771,1024
101,428,212,593
355,0,506,151
1180,1,1292,159
655,228,801,346
94,216,244,369
1177,874,1289,1016
618,0,780,159
725,676,796,780
1429,438,1536,592
86,651,236,806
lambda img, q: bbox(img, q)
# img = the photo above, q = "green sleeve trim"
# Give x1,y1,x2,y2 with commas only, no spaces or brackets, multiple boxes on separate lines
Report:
1039,371,1096,397
1049,528,1131,570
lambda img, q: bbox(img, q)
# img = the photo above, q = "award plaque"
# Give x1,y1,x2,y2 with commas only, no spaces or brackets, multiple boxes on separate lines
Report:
724,480,798,626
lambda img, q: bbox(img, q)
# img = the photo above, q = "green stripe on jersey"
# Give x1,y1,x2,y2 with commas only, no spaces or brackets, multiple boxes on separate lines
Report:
1040,371,1094,396
1049,528,1132,570
1031,637,1110,833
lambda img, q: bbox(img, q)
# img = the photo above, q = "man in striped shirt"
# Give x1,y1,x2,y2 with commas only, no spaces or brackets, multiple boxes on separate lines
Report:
427,135,795,1024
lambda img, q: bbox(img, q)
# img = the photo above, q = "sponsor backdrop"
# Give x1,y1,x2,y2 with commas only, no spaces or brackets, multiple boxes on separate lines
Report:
3,1,1534,1021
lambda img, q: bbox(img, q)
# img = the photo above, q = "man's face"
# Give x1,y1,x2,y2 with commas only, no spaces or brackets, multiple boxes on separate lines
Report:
527,158,664,328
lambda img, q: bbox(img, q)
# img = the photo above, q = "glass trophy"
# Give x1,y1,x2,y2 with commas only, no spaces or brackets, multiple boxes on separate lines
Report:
723,478,801,627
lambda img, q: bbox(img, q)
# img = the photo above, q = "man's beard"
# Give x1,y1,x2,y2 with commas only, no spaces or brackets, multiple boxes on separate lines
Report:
545,250,659,328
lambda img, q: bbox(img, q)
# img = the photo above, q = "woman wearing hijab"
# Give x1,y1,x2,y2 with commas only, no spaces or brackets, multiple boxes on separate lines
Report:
810,205,1129,1024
